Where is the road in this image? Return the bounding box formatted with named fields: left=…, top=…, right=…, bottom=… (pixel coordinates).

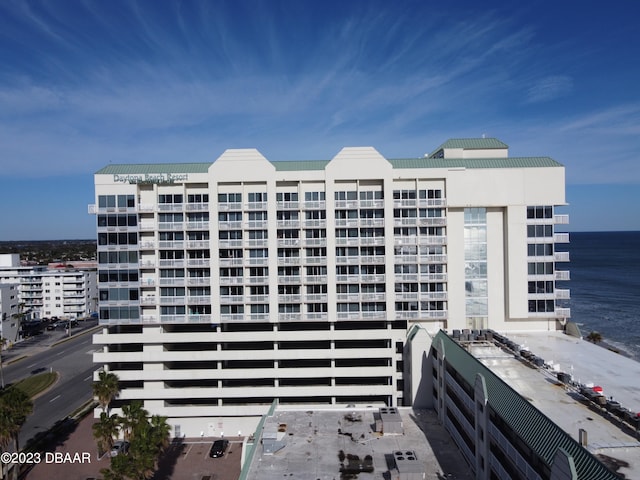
left=2, top=324, right=102, bottom=445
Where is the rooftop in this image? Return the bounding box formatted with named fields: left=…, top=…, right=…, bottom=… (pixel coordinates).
left=466, top=331, right=640, bottom=479
left=242, top=407, right=474, bottom=480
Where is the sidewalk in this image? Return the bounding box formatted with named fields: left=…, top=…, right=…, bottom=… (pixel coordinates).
left=3, top=321, right=100, bottom=365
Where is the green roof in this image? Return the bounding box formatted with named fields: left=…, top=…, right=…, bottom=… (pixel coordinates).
left=436, top=137, right=508, bottom=150
left=95, top=163, right=212, bottom=175
left=389, top=157, right=562, bottom=169
left=433, top=331, right=620, bottom=479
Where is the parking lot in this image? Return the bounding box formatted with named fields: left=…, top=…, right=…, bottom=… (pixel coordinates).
left=25, top=414, right=243, bottom=480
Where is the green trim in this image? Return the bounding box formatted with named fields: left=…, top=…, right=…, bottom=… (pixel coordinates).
left=238, top=399, right=279, bottom=480
left=95, top=163, right=211, bottom=174
left=434, top=331, right=620, bottom=479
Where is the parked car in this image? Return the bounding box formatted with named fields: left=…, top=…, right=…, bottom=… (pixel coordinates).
left=111, top=440, right=130, bottom=457
left=208, top=439, right=229, bottom=458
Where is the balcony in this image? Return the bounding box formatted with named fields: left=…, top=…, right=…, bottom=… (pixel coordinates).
left=186, top=258, right=210, bottom=268
left=276, top=201, right=299, bottom=210
left=159, top=259, right=185, bottom=268
left=555, top=270, right=570, bottom=281
left=555, top=307, right=571, bottom=318
left=159, top=241, right=184, bottom=249
left=554, top=232, right=570, bottom=243
left=554, top=251, right=570, bottom=262
left=220, top=313, right=245, bottom=322
left=247, top=294, right=269, bottom=303
left=361, top=292, right=385, bottom=302
left=185, top=202, right=209, bottom=212
left=277, top=257, right=300, bottom=266
left=186, top=240, right=210, bottom=249
left=419, top=254, right=447, bottom=264
left=359, top=199, right=384, bottom=209
left=335, top=219, right=359, bottom=227
left=334, top=200, right=358, bottom=209
left=302, top=238, right=327, bottom=247
left=158, top=203, right=184, bottom=212
left=554, top=289, right=571, bottom=300
left=395, top=292, right=418, bottom=301
left=278, top=312, right=301, bottom=321
left=337, top=293, right=360, bottom=302
left=218, top=202, right=242, bottom=211
left=360, top=255, right=385, bottom=265
left=418, top=217, right=447, bottom=226
left=245, top=239, right=268, bottom=248
left=359, top=218, right=384, bottom=228
left=218, top=221, right=243, bottom=230
left=246, top=257, right=269, bottom=267
left=420, top=291, right=448, bottom=301
left=303, top=256, right=326, bottom=265
left=304, top=294, right=328, bottom=303
left=278, top=275, right=301, bottom=284
left=186, top=221, right=209, bottom=230
left=418, top=198, right=446, bottom=208
left=219, top=239, right=243, bottom=248
left=360, top=237, right=385, bottom=246
left=336, top=274, right=360, bottom=283
left=302, top=219, right=326, bottom=228
left=246, top=220, right=268, bottom=229
left=418, top=236, right=447, bottom=246
left=186, top=277, right=210, bottom=286
left=336, top=256, right=360, bottom=265
left=246, top=201, right=267, bottom=210
left=277, top=239, right=300, bottom=247
left=220, top=276, right=245, bottom=285
left=360, top=274, right=385, bottom=283
left=393, top=199, right=417, bottom=207
left=276, top=220, right=300, bottom=228
left=187, top=296, right=211, bottom=305
left=220, top=295, right=244, bottom=304
left=395, top=255, right=417, bottom=264
left=278, top=294, right=301, bottom=303
left=394, top=218, right=418, bottom=227
left=305, top=275, right=327, bottom=284
left=159, top=296, right=185, bottom=305
left=158, top=222, right=184, bottom=231
left=247, top=276, right=269, bottom=284
left=302, top=201, right=326, bottom=210
left=219, top=258, right=244, bottom=267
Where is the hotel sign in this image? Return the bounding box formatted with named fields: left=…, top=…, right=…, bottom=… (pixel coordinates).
left=113, top=173, right=189, bottom=184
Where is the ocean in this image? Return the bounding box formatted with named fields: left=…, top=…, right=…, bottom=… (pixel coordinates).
left=559, top=231, right=640, bottom=360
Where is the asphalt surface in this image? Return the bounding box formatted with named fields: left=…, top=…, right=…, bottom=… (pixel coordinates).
left=1, top=321, right=102, bottom=445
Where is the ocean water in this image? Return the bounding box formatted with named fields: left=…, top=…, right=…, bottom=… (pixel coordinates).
left=559, top=231, right=640, bottom=360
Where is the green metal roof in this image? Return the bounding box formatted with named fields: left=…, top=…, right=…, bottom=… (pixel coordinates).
left=437, top=138, right=509, bottom=150
left=95, top=163, right=212, bottom=175
left=433, top=331, right=620, bottom=480
left=389, top=157, right=562, bottom=169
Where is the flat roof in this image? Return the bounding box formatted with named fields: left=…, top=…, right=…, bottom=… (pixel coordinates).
left=243, top=408, right=474, bottom=480
left=468, top=331, right=640, bottom=479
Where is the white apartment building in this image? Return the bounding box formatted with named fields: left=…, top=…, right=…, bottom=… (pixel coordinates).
left=0, top=254, right=98, bottom=323
left=0, top=282, right=20, bottom=343
left=91, top=138, right=569, bottom=436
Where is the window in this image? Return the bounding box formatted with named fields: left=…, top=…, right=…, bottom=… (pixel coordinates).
left=188, top=193, right=209, bottom=203
left=419, top=189, right=442, bottom=199
left=359, top=191, right=383, bottom=200
left=159, top=194, right=183, bottom=204
left=276, top=192, right=298, bottom=201
left=393, top=190, right=416, bottom=200
left=335, top=191, right=357, bottom=200
left=249, top=211, right=268, bottom=221
left=527, top=206, right=553, bottom=219
left=527, top=243, right=553, bottom=256
left=304, top=192, right=325, bottom=201
left=218, top=230, right=242, bottom=240
left=218, top=193, right=242, bottom=203
left=527, top=224, right=553, bottom=238
left=305, top=210, right=326, bottom=219
left=248, top=192, right=267, bottom=202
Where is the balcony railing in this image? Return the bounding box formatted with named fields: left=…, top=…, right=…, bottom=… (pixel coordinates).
left=554, top=251, right=570, bottom=262
left=555, top=270, right=570, bottom=281
left=554, top=232, right=570, bottom=243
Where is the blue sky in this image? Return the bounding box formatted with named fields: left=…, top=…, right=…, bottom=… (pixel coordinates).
left=0, top=0, right=638, bottom=240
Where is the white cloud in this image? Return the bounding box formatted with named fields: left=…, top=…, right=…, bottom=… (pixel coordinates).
left=525, top=75, right=573, bottom=103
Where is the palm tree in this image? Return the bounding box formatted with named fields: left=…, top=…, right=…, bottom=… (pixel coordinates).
left=120, top=401, right=148, bottom=442
left=10, top=303, right=28, bottom=343
left=92, top=412, right=120, bottom=457
left=0, top=387, right=33, bottom=480
left=92, top=370, right=120, bottom=414
left=586, top=331, right=603, bottom=344
left=150, top=415, right=171, bottom=452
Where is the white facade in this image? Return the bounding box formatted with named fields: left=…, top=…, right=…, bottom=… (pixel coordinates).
left=0, top=254, right=98, bottom=324
left=0, top=282, right=20, bottom=343
left=91, top=138, right=569, bottom=437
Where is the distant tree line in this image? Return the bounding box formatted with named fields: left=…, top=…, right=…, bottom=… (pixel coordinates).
left=0, top=240, right=96, bottom=265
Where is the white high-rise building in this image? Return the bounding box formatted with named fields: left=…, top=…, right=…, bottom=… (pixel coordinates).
left=91, top=138, right=569, bottom=436
left=0, top=254, right=98, bottom=326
